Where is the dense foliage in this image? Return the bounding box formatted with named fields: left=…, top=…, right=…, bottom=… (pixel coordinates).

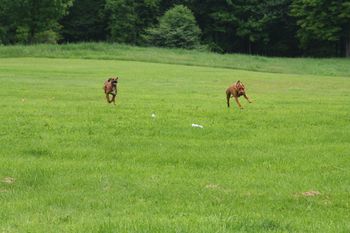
left=291, top=0, right=350, bottom=57
left=143, top=5, right=201, bottom=49
left=0, top=0, right=349, bottom=57
left=0, top=0, right=73, bottom=44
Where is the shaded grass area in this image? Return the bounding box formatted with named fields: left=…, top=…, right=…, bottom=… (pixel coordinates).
left=0, top=43, right=349, bottom=77
left=0, top=58, right=349, bottom=232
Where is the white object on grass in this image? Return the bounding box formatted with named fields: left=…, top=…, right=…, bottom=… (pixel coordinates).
left=192, top=124, right=203, bottom=128
left=151, top=113, right=156, bottom=118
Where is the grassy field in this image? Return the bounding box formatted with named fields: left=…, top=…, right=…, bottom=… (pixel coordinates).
left=0, top=46, right=350, bottom=232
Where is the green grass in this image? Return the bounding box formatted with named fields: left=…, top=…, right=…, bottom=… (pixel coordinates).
left=0, top=50, right=350, bottom=232
left=0, top=43, right=350, bottom=77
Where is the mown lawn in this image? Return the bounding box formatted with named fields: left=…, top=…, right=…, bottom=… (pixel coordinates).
left=0, top=56, right=349, bottom=232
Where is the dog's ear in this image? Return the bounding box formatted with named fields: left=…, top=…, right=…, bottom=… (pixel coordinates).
left=236, top=81, right=245, bottom=91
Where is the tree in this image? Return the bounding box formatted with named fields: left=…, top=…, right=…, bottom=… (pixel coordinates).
left=185, top=0, right=298, bottom=55
left=262, top=0, right=300, bottom=56
left=185, top=0, right=237, bottom=52
left=0, top=0, right=73, bottom=44
left=341, top=2, right=350, bottom=57
left=0, top=0, right=20, bottom=44
left=144, top=4, right=201, bottom=49
left=60, top=0, right=107, bottom=42
left=0, top=2, right=7, bottom=44
left=105, top=0, right=160, bottom=44
left=228, top=0, right=297, bottom=55
left=291, top=0, right=350, bottom=56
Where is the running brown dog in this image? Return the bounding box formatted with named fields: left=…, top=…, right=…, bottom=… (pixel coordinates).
left=103, top=77, right=118, bottom=104
left=226, top=80, right=252, bottom=109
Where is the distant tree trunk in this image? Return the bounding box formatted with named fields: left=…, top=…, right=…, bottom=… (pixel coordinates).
left=248, top=40, right=252, bottom=54
left=29, top=0, right=38, bottom=44
left=346, top=35, right=350, bottom=57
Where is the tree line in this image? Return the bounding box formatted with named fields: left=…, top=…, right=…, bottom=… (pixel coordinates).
left=0, top=0, right=349, bottom=57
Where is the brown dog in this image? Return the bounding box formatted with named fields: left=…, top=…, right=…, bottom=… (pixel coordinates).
left=226, top=80, right=252, bottom=109
left=103, top=77, right=118, bottom=104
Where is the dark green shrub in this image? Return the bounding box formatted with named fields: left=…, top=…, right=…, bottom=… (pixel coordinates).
left=33, top=30, right=60, bottom=44
left=144, top=5, right=201, bottom=49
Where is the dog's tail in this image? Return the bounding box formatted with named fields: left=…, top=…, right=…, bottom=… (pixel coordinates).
left=226, top=91, right=230, bottom=107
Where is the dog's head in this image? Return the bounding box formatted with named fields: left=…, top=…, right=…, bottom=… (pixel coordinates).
left=108, top=77, right=118, bottom=86
left=236, top=80, right=245, bottom=94
left=112, top=77, right=118, bottom=84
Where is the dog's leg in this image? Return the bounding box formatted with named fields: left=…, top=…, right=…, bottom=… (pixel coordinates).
left=234, top=97, right=243, bottom=109
left=106, top=93, right=111, bottom=103
left=243, top=94, right=252, bottom=103
left=226, top=92, right=231, bottom=107
left=111, top=94, right=116, bottom=105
